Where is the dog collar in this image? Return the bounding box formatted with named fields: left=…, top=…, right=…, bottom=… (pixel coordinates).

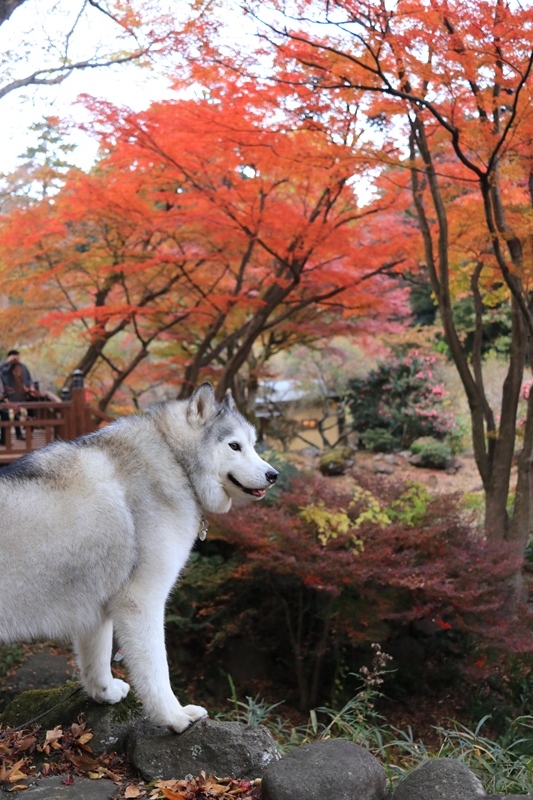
left=198, top=515, right=208, bottom=541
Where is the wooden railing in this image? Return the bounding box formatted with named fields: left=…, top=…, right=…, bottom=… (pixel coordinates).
left=0, top=370, right=114, bottom=465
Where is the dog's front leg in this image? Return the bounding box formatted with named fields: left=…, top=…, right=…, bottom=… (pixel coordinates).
left=109, top=589, right=207, bottom=733
left=74, top=617, right=130, bottom=705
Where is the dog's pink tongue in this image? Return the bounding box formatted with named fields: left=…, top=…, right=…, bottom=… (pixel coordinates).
left=251, top=488, right=266, bottom=498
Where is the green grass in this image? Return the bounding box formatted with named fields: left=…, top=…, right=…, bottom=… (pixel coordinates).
left=0, top=644, right=25, bottom=679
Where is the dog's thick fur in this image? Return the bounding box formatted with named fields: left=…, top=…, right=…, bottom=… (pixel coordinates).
left=0, top=383, right=278, bottom=732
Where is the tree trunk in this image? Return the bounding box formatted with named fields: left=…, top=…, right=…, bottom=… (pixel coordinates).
left=408, top=115, right=533, bottom=557
left=0, top=0, right=25, bottom=26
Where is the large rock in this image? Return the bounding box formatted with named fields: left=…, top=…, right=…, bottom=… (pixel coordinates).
left=0, top=775, right=120, bottom=799
left=128, top=717, right=280, bottom=781
left=318, top=448, right=354, bottom=476
left=0, top=686, right=280, bottom=781
left=0, top=684, right=143, bottom=754
left=261, top=739, right=386, bottom=800
left=0, top=653, right=74, bottom=712
left=391, top=757, right=485, bottom=800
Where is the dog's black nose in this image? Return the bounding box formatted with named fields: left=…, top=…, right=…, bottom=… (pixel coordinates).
left=266, top=470, right=279, bottom=484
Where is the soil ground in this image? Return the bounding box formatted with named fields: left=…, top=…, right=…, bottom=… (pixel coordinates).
left=332, top=448, right=484, bottom=495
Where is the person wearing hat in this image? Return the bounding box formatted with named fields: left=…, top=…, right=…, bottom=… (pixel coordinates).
left=0, top=350, right=37, bottom=440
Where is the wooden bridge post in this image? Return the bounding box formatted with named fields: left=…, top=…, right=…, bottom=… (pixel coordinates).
left=71, top=369, right=86, bottom=439
left=60, top=386, right=71, bottom=440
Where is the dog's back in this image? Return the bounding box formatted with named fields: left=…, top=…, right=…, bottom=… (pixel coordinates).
left=0, top=437, right=138, bottom=642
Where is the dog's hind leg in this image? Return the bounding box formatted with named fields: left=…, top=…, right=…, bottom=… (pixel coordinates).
left=109, top=590, right=207, bottom=733
left=74, top=617, right=131, bottom=705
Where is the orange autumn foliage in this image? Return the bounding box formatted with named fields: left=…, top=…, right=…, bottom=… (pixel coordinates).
left=0, top=88, right=411, bottom=408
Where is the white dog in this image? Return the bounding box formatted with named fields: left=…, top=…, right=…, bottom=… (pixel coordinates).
left=0, top=383, right=278, bottom=732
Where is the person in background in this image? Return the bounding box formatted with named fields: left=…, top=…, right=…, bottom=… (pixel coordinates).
left=0, top=349, right=37, bottom=440
left=0, top=373, right=8, bottom=446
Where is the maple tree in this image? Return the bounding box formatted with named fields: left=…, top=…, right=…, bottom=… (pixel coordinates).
left=198, top=0, right=533, bottom=560
left=0, top=87, right=410, bottom=409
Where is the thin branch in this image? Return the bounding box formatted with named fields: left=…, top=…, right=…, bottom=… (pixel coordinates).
left=0, top=50, right=148, bottom=101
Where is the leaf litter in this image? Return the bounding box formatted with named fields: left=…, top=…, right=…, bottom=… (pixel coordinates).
left=0, top=720, right=261, bottom=798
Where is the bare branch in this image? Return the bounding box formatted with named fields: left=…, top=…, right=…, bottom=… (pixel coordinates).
left=0, top=49, right=149, bottom=101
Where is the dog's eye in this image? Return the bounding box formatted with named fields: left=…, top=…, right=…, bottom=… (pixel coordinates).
left=228, top=442, right=241, bottom=451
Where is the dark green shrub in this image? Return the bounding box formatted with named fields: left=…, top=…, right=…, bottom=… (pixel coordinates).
left=359, top=428, right=397, bottom=453
left=410, top=436, right=452, bottom=468
left=347, top=351, right=457, bottom=450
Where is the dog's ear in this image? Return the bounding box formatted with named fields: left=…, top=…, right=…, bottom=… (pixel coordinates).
left=221, top=389, right=235, bottom=412
left=187, top=382, right=217, bottom=425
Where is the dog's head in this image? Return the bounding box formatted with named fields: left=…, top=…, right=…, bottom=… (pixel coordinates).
left=187, top=382, right=278, bottom=504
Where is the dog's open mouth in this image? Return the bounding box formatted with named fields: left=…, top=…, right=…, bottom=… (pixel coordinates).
left=227, top=473, right=267, bottom=499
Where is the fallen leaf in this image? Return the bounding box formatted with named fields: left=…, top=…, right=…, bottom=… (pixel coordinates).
left=159, top=790, right=188, bottom=800
left=124, top=786, right=143, bottom=798
left=66, top=752, right=101, bottom=772
left=204, top=778, right=235, bottom=795
left=0, top=758, right=27, bottom=783
left=44, top=728, right=63, bottom=745
left=14, top=736, right=36, bottom=754
left=8, top=768, right=28, bottom=783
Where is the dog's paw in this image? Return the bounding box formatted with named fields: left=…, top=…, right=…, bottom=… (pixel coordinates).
left=163, top=705, right=208, bottom=734
left=91, top=678, right=131, bottom=705
left=183, top=704, right=208, bottom=722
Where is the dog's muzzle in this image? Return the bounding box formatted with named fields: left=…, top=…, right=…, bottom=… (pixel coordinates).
left=227, top=468, right=279, bottom=498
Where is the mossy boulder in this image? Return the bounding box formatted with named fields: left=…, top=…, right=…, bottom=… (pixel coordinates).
left=0, top=652, right=74, bottom=713
left=0, top=683, right=143, bottom=753
left=319, top=447, right=354, bottom=476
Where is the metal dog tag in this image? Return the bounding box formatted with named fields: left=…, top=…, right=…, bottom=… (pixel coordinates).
left=198, top=516, right=208, bottom=541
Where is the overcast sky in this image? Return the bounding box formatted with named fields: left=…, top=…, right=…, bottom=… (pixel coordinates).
left=0, top=0, right=182, bottom=175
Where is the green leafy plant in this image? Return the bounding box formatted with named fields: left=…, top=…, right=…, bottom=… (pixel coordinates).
left=380, top=716, right=533, bottom=793
left=359, top=428, right=398, bottom=453
left=222, top=674, right=288, bottom=729
left=0, top=644, right=25, bottom=679
left=410, top=437, right=452, bottom=469
left=388, top=482, right=431, bottom=526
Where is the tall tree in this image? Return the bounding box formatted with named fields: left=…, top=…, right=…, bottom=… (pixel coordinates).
left=215, top=0, right=533, bottom=558
left=0, top=116, right=79, bottom=211
left=95, top=91, right=412, bottom=402
left=0, top=90, right=410, bottom=408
